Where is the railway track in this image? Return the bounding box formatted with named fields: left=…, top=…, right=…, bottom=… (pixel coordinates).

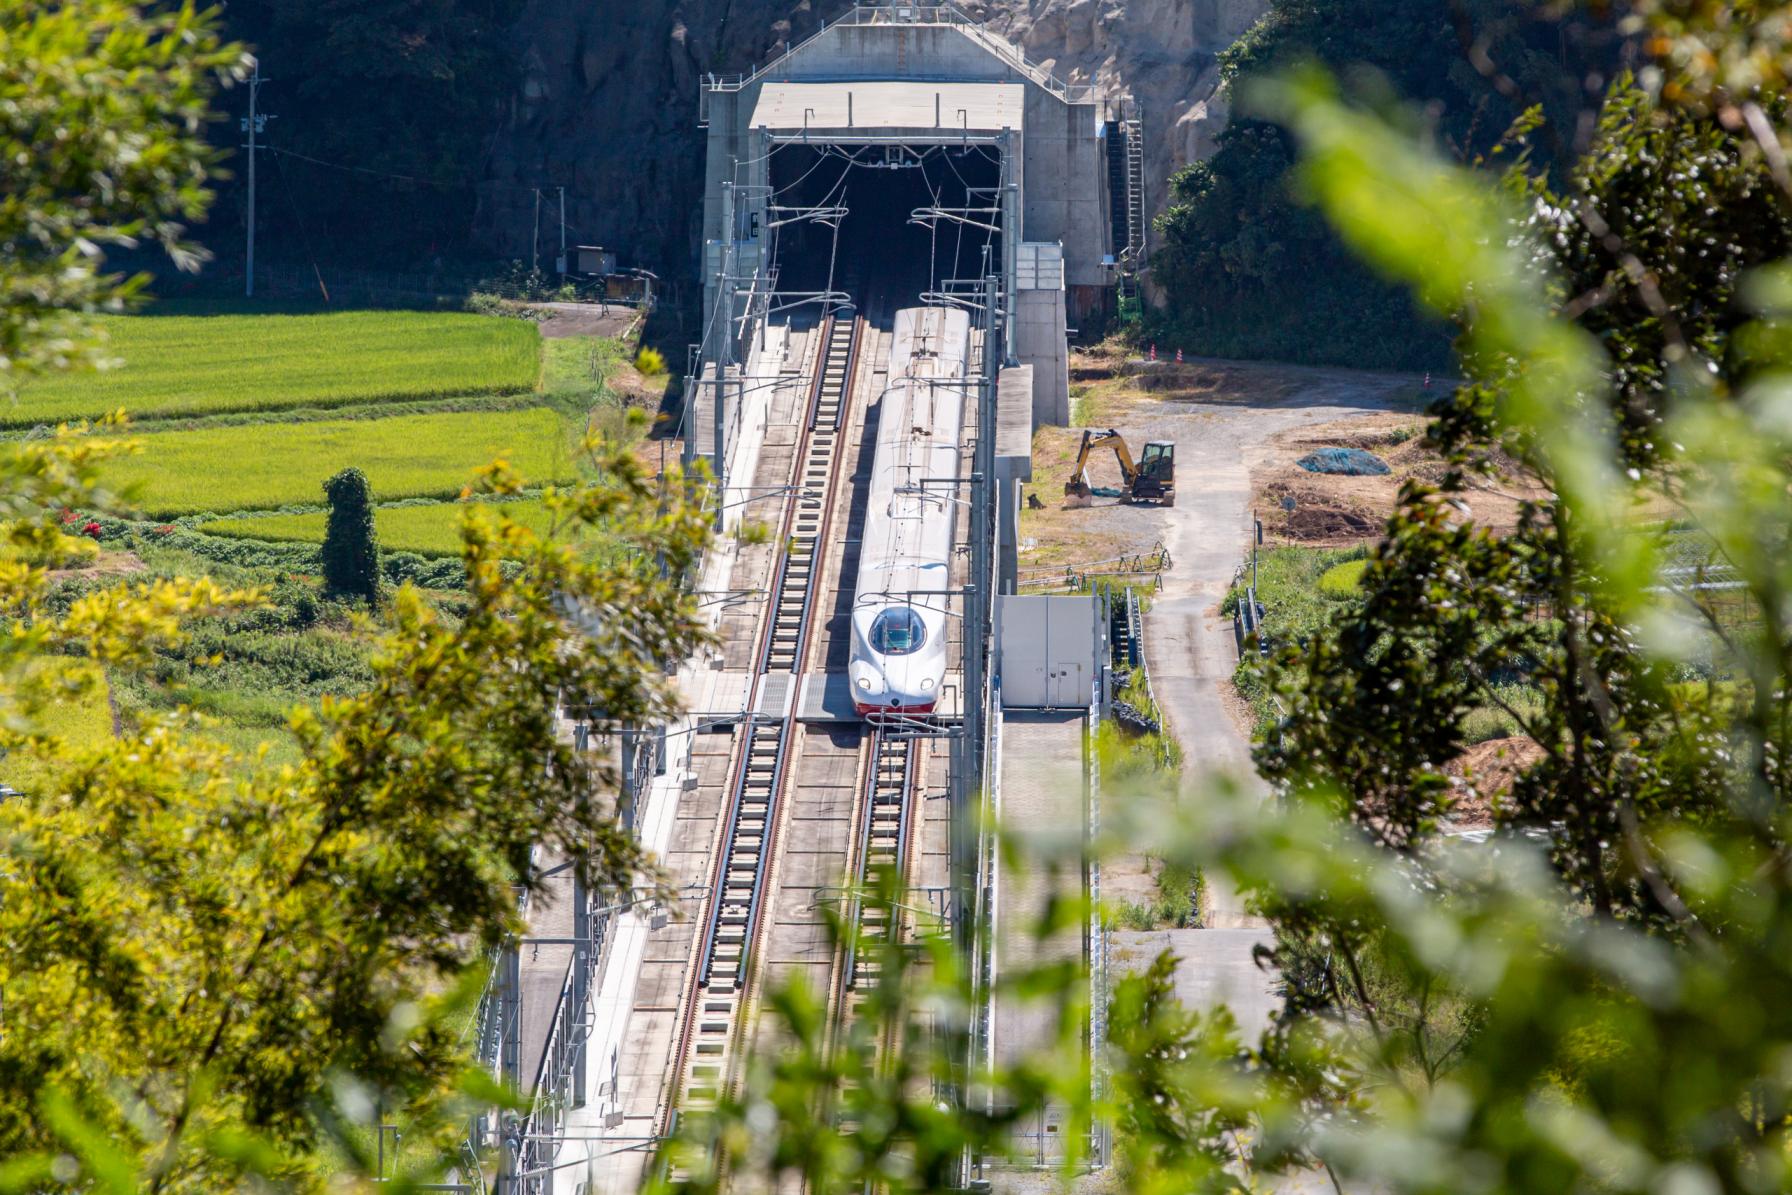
left=667, top=311, right=864, bottom=1122
left=842, top=729, right=919, bottom=995
left=821, top=725, right=924, bottom=1126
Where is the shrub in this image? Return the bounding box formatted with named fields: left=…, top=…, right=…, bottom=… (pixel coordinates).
left=1318, top=558, right=1368, bottom=597
left=635, top=346, right=667, bottom=377
left=734, top=518, right=775, bottom=546
left=321, top=468, right=380, bottom=602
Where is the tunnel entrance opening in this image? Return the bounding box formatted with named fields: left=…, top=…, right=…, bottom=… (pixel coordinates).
left=767, top=143, right=1003, bottom=312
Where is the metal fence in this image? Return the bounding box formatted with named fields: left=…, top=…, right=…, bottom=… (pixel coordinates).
left=445, top=717, right=665, bottom=1195
left=1017, top=544, right=1171, bottom=594
left=251, top=262, right=492, bottom=307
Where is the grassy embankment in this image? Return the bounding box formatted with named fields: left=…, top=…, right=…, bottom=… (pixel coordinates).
left=1225, top=543, right=1547, bottom=741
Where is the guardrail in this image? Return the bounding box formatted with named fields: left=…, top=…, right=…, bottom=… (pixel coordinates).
left=1231, top=568, right=1267, bottom=660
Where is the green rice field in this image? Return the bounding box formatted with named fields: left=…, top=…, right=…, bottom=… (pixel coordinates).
left=111, top=407, right=574, bottom=517
left=201, top=499, right=565, bottom=557
left=7, top=310, right=540, bottom=425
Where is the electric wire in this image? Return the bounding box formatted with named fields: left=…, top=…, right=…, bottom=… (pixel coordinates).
left=268, top=148, right=332, bottom=303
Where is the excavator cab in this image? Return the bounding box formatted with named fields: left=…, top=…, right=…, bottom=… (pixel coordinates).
left=1133, top=440, right=1176, bottom=505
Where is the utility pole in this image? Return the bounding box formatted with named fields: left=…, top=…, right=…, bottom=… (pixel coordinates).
left=715, top=179, right=737, bottom=525
left=531, top=188, right=542, bottom=278
left=242, top=59, right=269, bottom=298
left=558, top=185, right=567, bottom=273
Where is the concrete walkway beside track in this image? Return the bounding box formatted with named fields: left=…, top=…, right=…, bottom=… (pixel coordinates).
left=993, top=709, right=1088, bottom=1171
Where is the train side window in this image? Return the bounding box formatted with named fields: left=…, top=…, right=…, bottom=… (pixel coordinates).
left=869, top=607, right=926, bottom=656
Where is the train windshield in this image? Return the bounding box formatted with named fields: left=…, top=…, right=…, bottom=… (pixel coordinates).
left=869, top=607, right=927, bottom=656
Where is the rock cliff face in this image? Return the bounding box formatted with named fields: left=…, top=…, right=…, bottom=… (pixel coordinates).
left=476, top=0, right=1267, bottom=286
left=962, top=0, right=1269, bottom=252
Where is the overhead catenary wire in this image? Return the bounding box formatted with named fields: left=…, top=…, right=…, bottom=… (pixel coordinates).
left=266, top=145, right=563, bottom=197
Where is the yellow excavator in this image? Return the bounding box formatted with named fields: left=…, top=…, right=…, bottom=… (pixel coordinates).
left=1064, top=428, right=1176, bottom=508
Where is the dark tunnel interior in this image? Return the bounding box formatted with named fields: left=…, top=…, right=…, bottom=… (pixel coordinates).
left=765, top=143, right=1003, bottom=313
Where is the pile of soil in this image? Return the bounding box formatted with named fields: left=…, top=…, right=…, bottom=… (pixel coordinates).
left=1260, top=479, right=1384, bottom=540
left=1444, top=736, right=1545, bottom=829
left=1253, top=413, right=1537, bottom=545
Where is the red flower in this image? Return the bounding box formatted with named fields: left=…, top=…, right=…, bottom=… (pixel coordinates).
left=152, top=524, right=175, bottom=536
left=81, top=521, right=102, bottom=539
left=59, top=509, right=80, bottom=525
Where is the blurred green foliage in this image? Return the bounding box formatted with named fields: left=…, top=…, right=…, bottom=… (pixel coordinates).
left=0, top=1, right=247, bottom=383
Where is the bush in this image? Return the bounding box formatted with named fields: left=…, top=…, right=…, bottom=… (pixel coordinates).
left=1318, top=558, right=1368, bottom=597
left=635, top=346, right=667, bottom=377
left=321, top=468, right=380, bottom=602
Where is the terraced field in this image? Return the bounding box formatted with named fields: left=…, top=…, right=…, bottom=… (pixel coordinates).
left=112, top=407, right=574, bottom=517
left=9, top=310, right=540, bottom=425
left=201, top=498, right=565, bottom=557
left=49, top=300, right=640, bottom=771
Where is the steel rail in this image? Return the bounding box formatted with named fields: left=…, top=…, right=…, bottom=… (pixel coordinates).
left=663, top=312, right=866, bottom=1134
left=841, top=729, right=918, bottom=991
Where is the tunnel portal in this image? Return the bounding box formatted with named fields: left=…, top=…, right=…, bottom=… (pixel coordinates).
left=768, top=143, right=1004, bottom=311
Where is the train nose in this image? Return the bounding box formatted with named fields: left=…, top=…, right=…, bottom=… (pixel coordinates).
left=850, top=661, right=893, bottom=706
left=852, top=659, right=938, bottom=710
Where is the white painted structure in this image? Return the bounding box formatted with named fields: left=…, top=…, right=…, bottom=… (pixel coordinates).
left=996, top=594, right=1099, bottom=709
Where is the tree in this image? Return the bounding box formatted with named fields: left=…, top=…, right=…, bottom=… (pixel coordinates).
left=1150, top=0, right=1621, bottom=369
left=1256, top=82, right=1792, bottom=915
left=1, top=432, right=711, bottom=1190
left=321, top=466, right=381, bottom=601
left=0, top=5, right=714, bottom=1188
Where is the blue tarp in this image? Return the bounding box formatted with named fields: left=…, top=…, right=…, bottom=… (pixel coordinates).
left=1298, top=447, right=1390, bottom=476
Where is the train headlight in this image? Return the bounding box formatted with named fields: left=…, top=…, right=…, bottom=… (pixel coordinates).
left=919, top=677, right=936, bottom=692
left=856, top=677, right=871, bottom=691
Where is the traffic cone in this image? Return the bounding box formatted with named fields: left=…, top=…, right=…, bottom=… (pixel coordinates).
left=1175, top=348, right=1184, bottom=363
left=1149, top=343, right=1157, bottom=361
left=1424, top=371, right=1432, bottom=389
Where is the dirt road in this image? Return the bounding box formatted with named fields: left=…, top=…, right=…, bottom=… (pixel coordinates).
left=1055, top=354, right=1424, bottom=1038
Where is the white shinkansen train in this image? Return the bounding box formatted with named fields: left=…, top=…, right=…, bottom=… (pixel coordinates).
left=849, top=306, right=972, bottom=718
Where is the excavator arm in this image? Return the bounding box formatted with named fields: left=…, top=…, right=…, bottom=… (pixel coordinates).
left=1062, top=428, right=1174, bottom=507
left=1067, top=428, right=1138, bottom=490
